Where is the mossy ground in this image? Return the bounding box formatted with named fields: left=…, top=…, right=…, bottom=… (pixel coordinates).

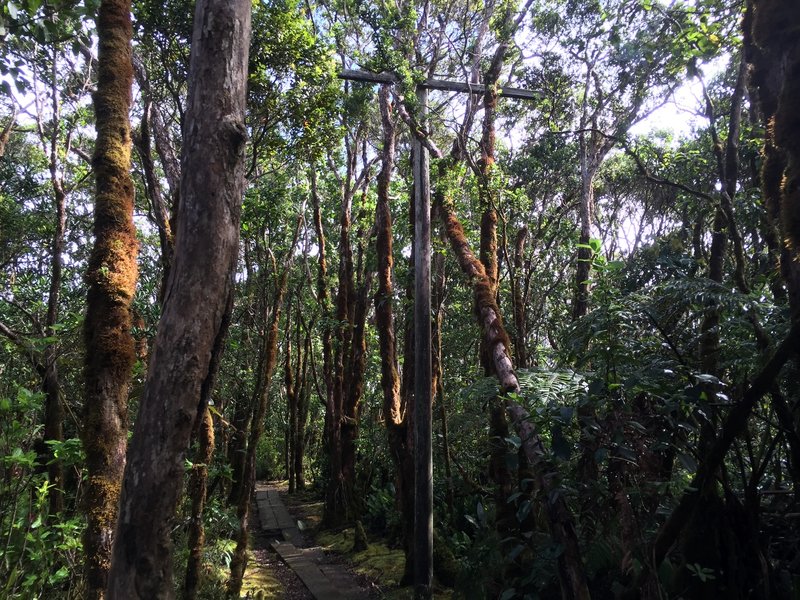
left=240, top=556, right=282, bottom=598
left=207, top=542, right=282, bottom=598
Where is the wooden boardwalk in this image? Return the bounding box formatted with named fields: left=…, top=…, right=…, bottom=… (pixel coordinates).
left=255, top=483, right=370, bottom=600
left=255, top=486, right=302, bottom=545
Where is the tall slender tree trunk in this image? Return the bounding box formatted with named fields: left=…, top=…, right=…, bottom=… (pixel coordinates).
left=229, top=256, right=293, bottom=596
left=82, top=1, right=139, bottom=596
left=478, top=83, right=499, bottom=299
left=34, top=46, right=69, bottom=518
left=341, top=232, right=373, bottom=503
left=374, top=86, right=414, bottom=582
left=43, top=177, right=66, bottom=517
left=107, top=1, right=251, bottom=596
left=572, top=138, right=598, bottom=322
left=134, top=99, right=173, bottom=296
left=184, top=407, right=215, bottom=600
left=511, top=226, right=528, bottom=368
left=310, top=167, right=335, bottom=493
left=283, top=318, right=299, bottom=494
left=325, top=192, right=353, bottom=525
left=432, top=250, right=454, bottom=519
left=398, top=189, right=417, bottom=586
left=294, top=315, right=310, bottom=490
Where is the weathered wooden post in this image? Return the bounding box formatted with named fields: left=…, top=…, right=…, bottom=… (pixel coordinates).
left=337, top=69, right=539, bottom=599
left=411, top=85, right=433, bottom=599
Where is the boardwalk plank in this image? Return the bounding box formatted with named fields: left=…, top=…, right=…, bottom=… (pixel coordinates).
left=272, top=541, right=347, bottom=600
left=256, top=482, right=371, bottom=600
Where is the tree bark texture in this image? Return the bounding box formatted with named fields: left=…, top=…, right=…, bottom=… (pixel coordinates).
left=184, top=290, right=232, bottom=599
left=82, top=1, right=138, bottom=596
left=412, top=86, right=433, bottom=600
left=750, top=1, right=800, bottom=256
left=107, top=1, right=251, bottom=596
left=478, top=69, right=500, bottom=297
left=572, top=136, right=599, bottom=322
left=396, top=144, right=420, bottom=586
left=342, top=267, right=373, bottom=495
left=183, top=407, right=215, bottom=600
left=432, top=250, right=455, bottom=518
left=325, top=187, right=354, bottom=523
left=0, top=108, right=15, bottom=157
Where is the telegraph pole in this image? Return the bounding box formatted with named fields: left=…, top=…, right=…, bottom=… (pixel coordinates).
left=411, top=85, right=433, bottom=600
left=338, top=68, right=539, bottom=599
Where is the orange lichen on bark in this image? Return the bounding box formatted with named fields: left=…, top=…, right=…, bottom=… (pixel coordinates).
left=436, top=174, right=515, bottom=392
left=82, top=1, right=138, bottom=598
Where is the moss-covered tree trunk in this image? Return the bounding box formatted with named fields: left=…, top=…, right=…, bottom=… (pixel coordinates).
left=106, top=1, right=251, bottom=595
left=82, top=1, right=139, bottom=597
left=436, top=171, right=591, bottom=600
left=746, top=3, right=800, bottom=311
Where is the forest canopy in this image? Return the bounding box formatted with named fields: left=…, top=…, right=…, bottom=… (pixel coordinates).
left=1, top=0, right=799, bottom=598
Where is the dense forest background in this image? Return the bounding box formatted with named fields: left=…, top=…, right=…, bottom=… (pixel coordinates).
left=1, top=0, right=799, bottom=598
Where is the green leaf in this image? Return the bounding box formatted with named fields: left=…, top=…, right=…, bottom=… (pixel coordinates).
left=516, top=500, right=532, bottom=523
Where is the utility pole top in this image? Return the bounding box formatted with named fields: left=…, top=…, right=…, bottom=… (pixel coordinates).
left=338, top=69, right=542, bottom=101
